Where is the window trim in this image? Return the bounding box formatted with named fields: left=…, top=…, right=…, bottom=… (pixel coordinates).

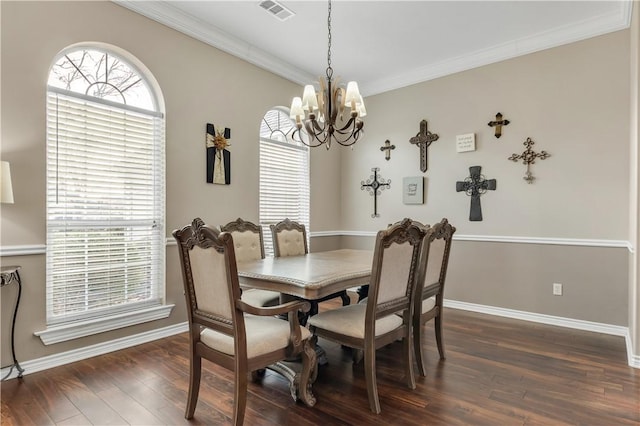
left=34, top=304, right=174, bottom=345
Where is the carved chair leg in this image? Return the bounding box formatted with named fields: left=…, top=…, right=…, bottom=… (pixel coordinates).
left=414, top=318, right=427, bottom=377
left=404, top=329, right=416, bottom=390
left=233, top=365, right=248, bottom=426
left=435, top=314, right=446, bottom=360
left=364, top=344, right=381, bottom=414
left=298, top=339, right=317, bottom=407
left=185, top=355, right=201, bottom=419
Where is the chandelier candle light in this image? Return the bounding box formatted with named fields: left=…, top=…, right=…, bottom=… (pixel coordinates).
left=289, top=0, right=366, bottom=149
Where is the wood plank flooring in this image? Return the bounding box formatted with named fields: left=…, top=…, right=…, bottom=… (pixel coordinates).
left=2, top=304, right=638, bottom=425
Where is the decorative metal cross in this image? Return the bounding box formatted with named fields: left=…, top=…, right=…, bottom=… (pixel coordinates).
left=508, top=137, right=550, bottom=184
left=380, top=139, right=396, bottom=161
left=361, top=167, right=390, bottom=218
left=456, top=166, right=497, bottom=221
left=409, top=119, right=439, bottom=172
left=488, top=112, right=510, bottom=138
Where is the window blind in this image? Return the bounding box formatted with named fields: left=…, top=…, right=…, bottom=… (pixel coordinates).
left=46, top=89, right=165, bottom=325
left=259, top=136, right=310, bottom=256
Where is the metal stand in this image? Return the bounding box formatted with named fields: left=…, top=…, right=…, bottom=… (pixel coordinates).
left=1, top=265, right=24, bottom=380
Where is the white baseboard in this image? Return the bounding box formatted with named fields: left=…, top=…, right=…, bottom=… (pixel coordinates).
left=0, top=322, right=188, bottom=380
left=2, top=300, right=638, bottom=381
left=444, top=299, right=637, bottom=368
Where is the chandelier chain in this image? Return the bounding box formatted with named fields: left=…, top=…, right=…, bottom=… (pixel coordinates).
left=289, top=0, right=364, bottom=149
left=327, top=0, right=332, bottom=77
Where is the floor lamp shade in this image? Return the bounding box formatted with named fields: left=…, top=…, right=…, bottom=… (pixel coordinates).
left=1, top=161, right=14, bottom=204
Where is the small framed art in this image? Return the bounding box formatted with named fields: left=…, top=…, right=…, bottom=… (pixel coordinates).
left=403, top=176, right=424, bottom=204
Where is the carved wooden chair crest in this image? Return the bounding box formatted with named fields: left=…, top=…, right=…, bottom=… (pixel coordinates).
left=173, top=218, right=317, bottom=424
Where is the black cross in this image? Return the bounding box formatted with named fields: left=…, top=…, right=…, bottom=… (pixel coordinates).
left=361, top=167, right=390, bottom=218
left=456, top=166, right=497, bottom=221
left=380, top=139, right=396, bottom=161
left=409, top=120, right=439, bottom=172
left=508, top=137, right=550, bottom=184
left=488, top=112, right=510, bottom=138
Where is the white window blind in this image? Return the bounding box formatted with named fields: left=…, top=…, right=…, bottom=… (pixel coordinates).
left=259, top=109, right=309, bottom=256
left=46, top=88, right=165, bottom=325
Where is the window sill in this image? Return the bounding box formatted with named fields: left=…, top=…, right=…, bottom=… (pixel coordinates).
left=34, top=304, right=175, bottom=345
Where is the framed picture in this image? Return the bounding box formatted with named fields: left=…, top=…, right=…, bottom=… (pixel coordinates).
left=403, top=176, right=424, bottom=204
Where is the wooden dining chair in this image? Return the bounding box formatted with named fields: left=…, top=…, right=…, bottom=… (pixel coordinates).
left=308, top=218, right=431, bottom=414
left=412, top=218, right=456, bottom=377
left=270, top=218, right=351, bottom=316
left=173, top=218, right=317, bottom=425
left=221, top=217, right=280, bottom=307
left=269, top=218, right=309, bottom=258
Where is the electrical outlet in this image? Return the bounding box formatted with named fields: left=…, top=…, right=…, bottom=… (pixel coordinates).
left=553, top=283, right=563, bottom=296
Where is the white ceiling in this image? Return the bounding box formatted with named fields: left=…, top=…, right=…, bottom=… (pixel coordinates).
left=114, top=1, right=632, bottom=96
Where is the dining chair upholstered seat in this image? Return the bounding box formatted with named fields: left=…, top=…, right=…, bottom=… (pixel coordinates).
left=221, top=218, right=280, bottom=308
left=200, top=315, right=312, bottom=358
left=308, top=218, right=431, bottom=414
left=173, top=218, right=317, bottom=425
left=270, top=218, right=351, bottom=318
left=306, top=303, right=403, bottom=339
left=412, top=218, right=456, bottom=377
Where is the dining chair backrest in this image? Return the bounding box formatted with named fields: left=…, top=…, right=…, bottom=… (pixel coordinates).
left=367, top=218, right=430, bottom=324
left=174, top=218, right=243, bottom=336
left=418, top=218, right=456, bottom=304
left=220, top=218, right=265, bottom=262
left=270, top=218, right=308, bottom=257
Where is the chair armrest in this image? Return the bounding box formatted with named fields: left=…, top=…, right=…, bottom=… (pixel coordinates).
left=236, top=298, right=311, bottom=354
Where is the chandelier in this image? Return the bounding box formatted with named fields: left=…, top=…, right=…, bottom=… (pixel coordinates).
left=289, top=0, right=366, bottom=149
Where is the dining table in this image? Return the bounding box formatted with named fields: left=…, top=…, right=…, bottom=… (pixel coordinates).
left=235, top=248, right=373, bottom=404
left=236, top=248, right=373, bottom=300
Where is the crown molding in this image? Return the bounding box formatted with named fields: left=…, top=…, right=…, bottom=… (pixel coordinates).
left=365, top=1, right=632, bottom=95
left=112, top=1, right=632, bottom=97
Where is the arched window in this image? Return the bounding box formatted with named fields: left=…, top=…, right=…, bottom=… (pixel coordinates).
left=42, top=46, right=168, bottom=343
left=259, top=108, right=310, bottom=256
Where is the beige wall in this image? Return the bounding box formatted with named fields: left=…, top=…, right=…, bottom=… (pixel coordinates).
left=0, top=0, right=339, bottom=364
left=340, top=30, right=631, bottom=326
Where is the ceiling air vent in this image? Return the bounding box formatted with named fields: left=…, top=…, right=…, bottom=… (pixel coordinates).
left=258, top=0, right=295, bottom=22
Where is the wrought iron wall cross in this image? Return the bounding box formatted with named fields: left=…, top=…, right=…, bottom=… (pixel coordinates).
left=508, top=137, right=550, bottom=183
left=409, top=119, right=439, bottom=172
left=361, top=167, right=390, bottom=218
left=456, top=165, right=497, bottom=221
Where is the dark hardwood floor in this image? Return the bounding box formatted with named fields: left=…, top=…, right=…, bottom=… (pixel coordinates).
left=2, top=300, right=639, bottom=425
